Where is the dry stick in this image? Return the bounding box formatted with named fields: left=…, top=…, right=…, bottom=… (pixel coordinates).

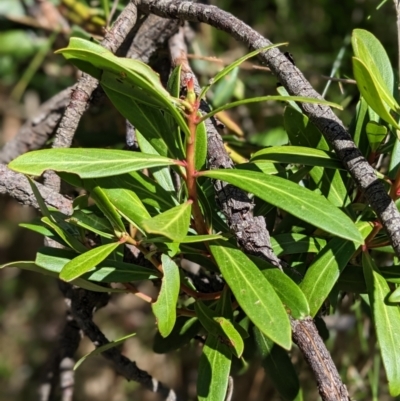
left=134, top=0, right=400, bottom=263
left=170, top=26, right=281, bottom=268
left=43, top=2, right=139, bottom=191
left=0, top=163, right=72, bottom=215
left=0, top=86, right=73, bottom=164
left=167, top=22, right=350, bottom=401
left=59, top=284, right=182, bottom=401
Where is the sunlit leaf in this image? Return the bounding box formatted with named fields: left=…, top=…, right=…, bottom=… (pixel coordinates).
left=210, top=242, right=291, bottom=349
left=8, top=148, right=178, bottom=178
left=60, top=242, right=120, bottom=282
left=200, top=169, right=363, bottom=244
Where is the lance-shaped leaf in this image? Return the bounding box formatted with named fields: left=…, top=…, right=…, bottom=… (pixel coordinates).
left=67, top=210, right=115, bottom=239
left=200, top=169, right=363, bottom=244
left=88, top=185, right=126, bottom=234
left=363, top=252, right=400, bottom=396
left=198, top=95, right=342, bottom=123
left=199, top=43, right=286, bottom=99
left=35, top=247, right=159, bottom=282
left=195, top=301, right=244, bottom=358
left=251, top=146, right=343, bottom=169
left=74, top=332, right=136, bottom=370
left=249, top=256, right=310, bottom=319
left=41, top=216, right=87, bottom=253
left=270, top=234, right=326, bottom=256
left=210, top=242, right=291, bottom=349
left=254, top=327, right=300, bottom=401
left=143, top=201, right=192, bottom=242
left=195, top=118, right=208, bottom=170
left=8, top=148, right=178, bottom=178
left=197, top=335, right=232, bottom=401
left=301, top=222, right=372, bottom=317
left=352, top=57, right=400, bottom=130
left=60, top=241, right=120, bottom=282
left=152, top=254, right=180, bottom=337
left=0, top=261, right=126, bottom=293
left=366, top=121, right=387, bottom=152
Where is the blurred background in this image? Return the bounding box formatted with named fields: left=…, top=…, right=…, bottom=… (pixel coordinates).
left=0, top=0, right=399, bottom=400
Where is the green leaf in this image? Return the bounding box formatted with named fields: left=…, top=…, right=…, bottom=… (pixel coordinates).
left=352, top=57, right=400, bottom=130
left=250, top=146, right=342, bottom=169
left=270, top=234, right=326, bottom=256
left=41, top=216, right=87, bottom=253
left=366, top=121, right=387, bottom=152
left=198, top=96, right=342, bottom=123
left=301, top=222, right=372, bottom=317
left=152, top=254, right=180, bottom=337
left=352, top=29, right=395, bottom=105
left=284, top=107, right=329, bottom=150
left=363, top=252, right=400, bottom=396
left=74, top=332, right=136, bottom=370
left=68, top=210, right=115, bottom=239
left=250, top=256, right=310, bottom=319
left=167, top=65, right=182, bottom=97
left=143, top=201, right=192, bottom=242
left=254, top=327, right=300, bottom=401
left=153, top=317, right=201, bottom=353
left=142, top=234, right=226, bottom=244
left=96, top=186, right=151, bottom=232
left=195, top=119, right=208, bottom=170
left=197, top=335, right=232, bottom=401
left=1, top=260, right=126, bottom=293
left=27, top=177, right=51, bottom=218
left=35, top=247, right=159, bottom=282
left=195, top=302, right=244, bottom=358
left=88, top=185, right=126, bottom=234
left=210, top=242, right=291, bottom=349
left=8, top=148, right=178, bottom=178
left=200, top=169, right=363, bottom=244
left=135, top=130, right=175, bottom=193
left=60, top=242, right=120, bottom=282
left=103, top=86, right=184, bottom=159
left=309, top=166, right=349, bottom=208
left=212, top=67, right=239, bottom=107
left=200, top=43, right=286, bottom=99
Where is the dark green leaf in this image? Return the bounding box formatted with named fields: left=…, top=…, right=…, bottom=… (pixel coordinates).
left=67, top=210, right=115, bottom=239
left=254, top=327, right=300, bottom=401
left=363, top=252, right=400, bottom=396
left=366, top=121, right=387, bottom=152
left=270, top=234, right=326, bottom=256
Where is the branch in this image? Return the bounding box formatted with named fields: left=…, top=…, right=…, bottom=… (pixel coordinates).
left=60, top=284, right=183, bottom=401
left=168, top=24, right=350, bottom=401
left=134, top=0, right=400, bottom=260
left=0, top=86, right=73, bottom=164
left=0, top=163, right=72, bottom=215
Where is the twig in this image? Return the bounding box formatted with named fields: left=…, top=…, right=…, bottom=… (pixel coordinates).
left=61, top=284, right=183, bottom=401
left=135, top=0, right=400, bottom=274
left=0, top=163, right=72, bottom=215
left=321, top=75, right=356, bottom=85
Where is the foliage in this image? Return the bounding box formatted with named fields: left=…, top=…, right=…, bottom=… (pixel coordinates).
left=3, top=2, right=400, bottom=400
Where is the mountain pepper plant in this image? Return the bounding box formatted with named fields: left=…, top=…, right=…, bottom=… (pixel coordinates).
left=3, top=1, right=400, bottom=400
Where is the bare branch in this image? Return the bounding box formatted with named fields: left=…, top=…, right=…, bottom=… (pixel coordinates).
left=0, top=163, right=72, bottom=215
left=135, top=0, right=400, bottom=260
left=60, top=284, right=183, bottom=401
